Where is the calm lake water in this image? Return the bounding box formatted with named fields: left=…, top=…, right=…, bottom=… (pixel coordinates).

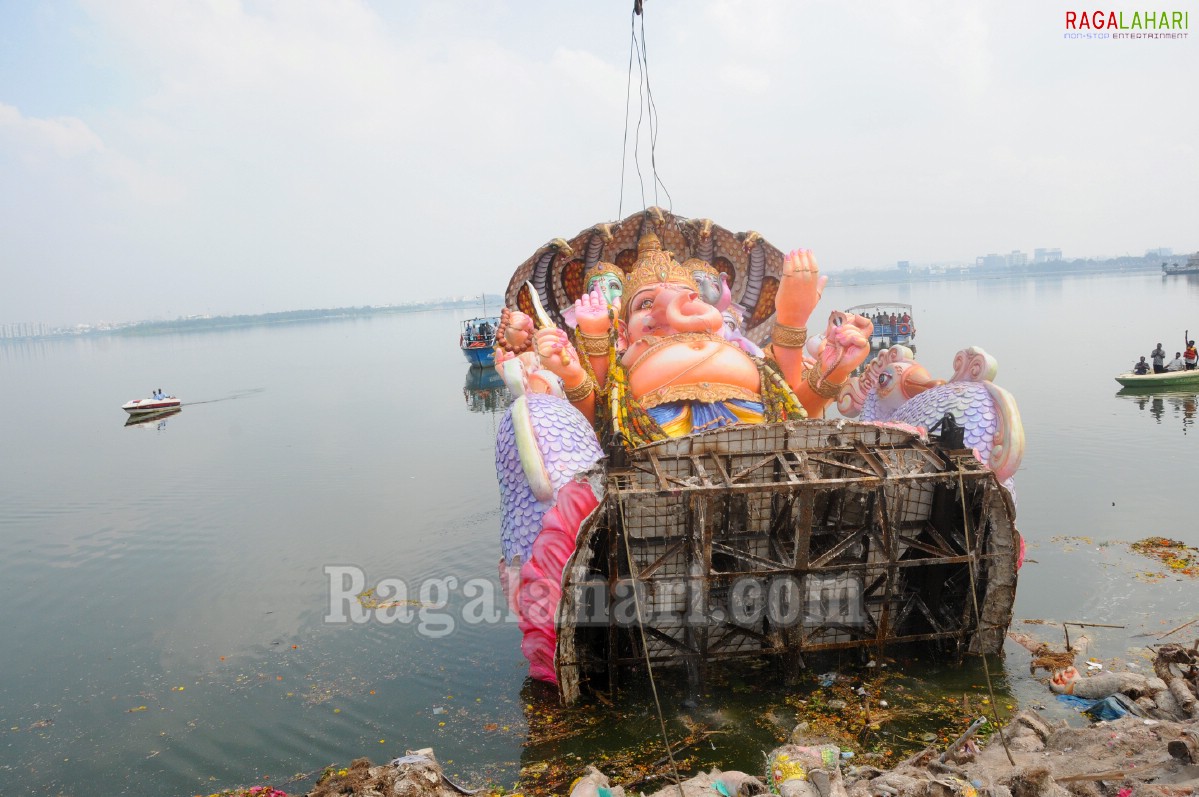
left=2, top=270, right=1197, bottom=796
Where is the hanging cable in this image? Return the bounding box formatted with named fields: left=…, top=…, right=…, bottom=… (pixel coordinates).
left=617, top=14, right=635, bottom=220
left=618, top=0, right=672, bottom=219
left=632, top=19, right=647, bottom=211
left=638, top=10, right=672, bottom=212
left=617, top=493, right=685, bottom=797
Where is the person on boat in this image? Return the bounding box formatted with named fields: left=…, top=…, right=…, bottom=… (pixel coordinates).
left=1185, top=341, right=1198, bottom=371
left=479, top=321, right=493, bottom=339
left=1166, top=352, right=1186, bottom=372
left=1151, top=343, right=1167, bottom=374
left=465, top=322, right=476, bottom=341
left=1133, top=357, right=1151, bottom=376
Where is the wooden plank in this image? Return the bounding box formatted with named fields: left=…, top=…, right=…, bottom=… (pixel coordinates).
left=648, top=452, right=687, bottom=491
left=774, top=452, right=801, bottom=484
left=617, top=555, right=986, bottom=582
left=807, top=454, right=878, bottom=478
left=728, top=454, right=777, bottom=484
left=608, top=468, right=980, bottom=497
left=911, top=438, right=950, bottom=471
left=874, top=489, right=898, bottom=644
left=808, top=525, right=870, bottom=568
left=635, top=538, right=688, bottom=580
left=606, top=502, right=621, bottom=693
left=793, top=451, right=820, bottom=481
left=608, top=629, right=969, bottom=665
left=708, top=452, right=733, bottom=487
left=896, top=533, right=958, bottom=559
left=794, top=486, right=814, bottom=569
left=710, top=540, right=791, bottom=571
left=853, top=440, right=888, bottom=478
left=687, top=454, right=714, bottom=487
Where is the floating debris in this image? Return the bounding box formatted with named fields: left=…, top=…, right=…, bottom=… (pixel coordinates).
left=1130, top=537, right=1199, bottom=578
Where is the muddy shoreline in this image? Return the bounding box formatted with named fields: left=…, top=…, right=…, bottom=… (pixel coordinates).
left=211, top=640, right=1199, bottom=797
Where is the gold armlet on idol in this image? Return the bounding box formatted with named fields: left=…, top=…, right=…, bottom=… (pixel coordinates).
left=563, top=374, right=597, bottom=402
left=772, top=323, right=808, bottom=349
left=577, top=331, right=611, bottom=357
left=805, top=365, right=845, bottom=400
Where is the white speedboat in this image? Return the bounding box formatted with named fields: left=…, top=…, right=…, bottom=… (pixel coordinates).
left=122, top=395, right=181, bottom=414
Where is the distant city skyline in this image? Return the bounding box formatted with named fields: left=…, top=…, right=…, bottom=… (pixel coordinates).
left=0, top=248, right=1178, bottom=337
left=3, top=2, right=1196, bottom=326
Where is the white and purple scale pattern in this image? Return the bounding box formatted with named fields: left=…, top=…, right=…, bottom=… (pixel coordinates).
left=888, top=381, right=1000, bottom=463
left=858, top=390, right=884, bottom=422
left=496, top=393, right=604, bottom=565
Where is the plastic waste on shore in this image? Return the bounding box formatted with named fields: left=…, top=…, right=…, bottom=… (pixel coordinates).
left=1054, top=692, right=1145, bottom=721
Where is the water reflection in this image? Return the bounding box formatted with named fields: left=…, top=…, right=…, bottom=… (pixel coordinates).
left=1161, top=271, right=1199, bottom=299
left=123, top=407, right=182, bottom=429
left=1115, top=388, right=1197, bottom=433
left=463, top=367, right=511, bottom=414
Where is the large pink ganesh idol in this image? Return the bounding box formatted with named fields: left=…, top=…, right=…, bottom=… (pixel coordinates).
left=530, top=235, right=872, bottom=438
left=496, top=233, right=874, bottom=685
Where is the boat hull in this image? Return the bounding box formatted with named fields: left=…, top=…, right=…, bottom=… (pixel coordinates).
left=1114, top=370, right=1199, bottom=389
left=462, top=345, right=495, bottom=368
left=122, top=398, right=182, bottom=414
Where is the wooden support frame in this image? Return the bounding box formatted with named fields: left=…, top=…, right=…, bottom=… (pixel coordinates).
left=554, top=419, right=1020, bottom=704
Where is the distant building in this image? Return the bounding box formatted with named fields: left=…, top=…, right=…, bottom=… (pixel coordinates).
left=977, top=253, right=1007, bottom=270
left=897, top=260, right=910, bottom=274
left=1146, top=247, right=1173, bottom=257
left=1007, top=250, right=1028, bottom=268
left=1034, top=248, right=1062, bottom=263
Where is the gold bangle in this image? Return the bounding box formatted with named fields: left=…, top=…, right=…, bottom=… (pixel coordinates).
left=772, top=323, right=808, bottom=349
left=804, top=365, right=845, bottom=400
left=563, top=374, right=596, bottom=402
left=577, top=331, right=610, bottom=356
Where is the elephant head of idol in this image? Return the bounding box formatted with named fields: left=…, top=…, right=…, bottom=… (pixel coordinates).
left=683, top=258, right=732, bottom=312
left=621, top=234, right=724, bottom=346
left=583, top=261, right=625, bottom=309
left=838, top=345, right=945, bottom=420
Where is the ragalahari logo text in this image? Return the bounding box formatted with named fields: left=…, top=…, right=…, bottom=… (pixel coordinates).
left=1064, top=9, right=1190, bottom=39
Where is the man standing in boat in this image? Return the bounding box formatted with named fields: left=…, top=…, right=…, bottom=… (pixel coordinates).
left=1151, top=343, right=1166, bottom=374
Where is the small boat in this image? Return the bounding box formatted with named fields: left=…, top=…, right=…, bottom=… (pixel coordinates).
left=846, top=302, right=915, bottom=349
left=122, top=395, right=181, bottom=414
left=1162, top=253, right=1199, bottom=276
left=460, top=316, right=499, bottom=368
left=124, top=408, right=182, bottom=427
left=1114, top=369, right=1199, bottom=388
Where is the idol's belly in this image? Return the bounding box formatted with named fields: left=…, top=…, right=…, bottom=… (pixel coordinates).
left=627, top=341, right=760, bottom=406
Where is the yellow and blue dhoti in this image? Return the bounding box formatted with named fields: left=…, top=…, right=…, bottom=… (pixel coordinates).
left=647, top=399, right=765, bottom=437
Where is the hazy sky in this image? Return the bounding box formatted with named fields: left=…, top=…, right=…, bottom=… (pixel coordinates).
left=2, top=1, right=1196, bottom=326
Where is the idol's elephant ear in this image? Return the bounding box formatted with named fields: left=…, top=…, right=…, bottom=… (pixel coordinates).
left=495, top=392, right=605, bottom=683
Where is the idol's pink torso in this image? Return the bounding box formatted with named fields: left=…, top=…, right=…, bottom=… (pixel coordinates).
left=623, top=336, right=761, bottom=404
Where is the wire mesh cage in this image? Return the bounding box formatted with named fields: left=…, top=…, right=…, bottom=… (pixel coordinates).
left=555, top=419, right=1019, bottom=703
